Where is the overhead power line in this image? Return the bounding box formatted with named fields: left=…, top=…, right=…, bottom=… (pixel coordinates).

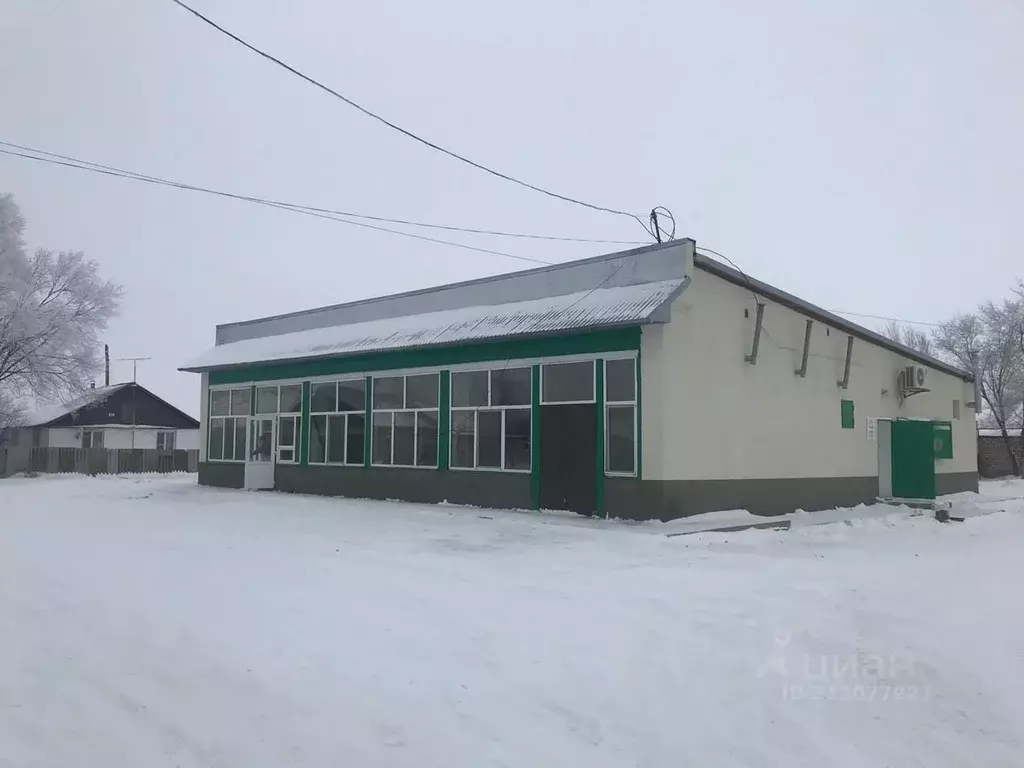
left=164, top=0, right=656, bottom=238
left=0, top=140, right=641, bottom=247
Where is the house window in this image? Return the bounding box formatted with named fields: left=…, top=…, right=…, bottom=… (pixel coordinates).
left=208, top=386, right=251, bottom=461
left=542, top=360, right=595, bottom=403
left=450, top=367, right=532, bottom=471
left=371, top=373, right=439, bottom=467
left=156, top=431, right=176, bottom=451
left=605, top=358, right=637, bottom=475
left=82, top=429, right=104, bottom=449
left=309, top=378, right=367, bottom=466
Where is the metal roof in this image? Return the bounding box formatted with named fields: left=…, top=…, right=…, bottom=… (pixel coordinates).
left=182, top=279, right=687, bottom=372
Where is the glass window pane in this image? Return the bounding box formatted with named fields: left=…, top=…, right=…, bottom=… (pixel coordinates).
left=279, top=385, right=302, bottom=413
left=311, top=382, right=337, bottom=413
left=452, top=370, right=488, bottom=407
left=347, top=414, right=365, bottom=465
left=373, top=377, right=404, bottom=409
left=327, top=415, right=346, bottom=463
left=309, top=415, right=326, bottom=463
left=477, top=410, right=502, bottom=468
left=416, top=411, right=438, bottom=467
left=222, top=417, right=235, bottom=460
left=406, top=373, right=439, bottom=409
left=279, top=448, right=294, bottom=463
left=256, top=386, right=278, bottom=414
left=504, top=408, right=531, bottom=470
left=230, top=388, right=251, bottom=416
left=279, top=416, right=296, bottom=448
left=542, top=361, right=594, bottom=403
left=337, top=379, right=366, bottom=412
left=451, top=410, right=475, bottom=468
left=607, top=406, right=636, bottom=474
left=210, top=390, right=230, bottom=416
left=605, top=358, right=636, bottom=403
left=372, top=413, right=392, bottom=464
left=233, top=418, right=246, bottom=461
left=491, top=367, right=531, bottom=406
left=393, top=411, right=415, bottom=465
left=209, top=419, right=224, bottom=460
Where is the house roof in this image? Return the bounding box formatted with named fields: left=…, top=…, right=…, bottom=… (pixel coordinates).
left=182, top=279, right=687, bottom=372
left=22, top=383, right=200, bottom=429
left=23, top=384, right=130, bottom=427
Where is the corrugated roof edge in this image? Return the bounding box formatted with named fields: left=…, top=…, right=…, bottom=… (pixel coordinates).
left=692, top=253, right=974, bottom=382
left=215, top=239, right=691, bottom=333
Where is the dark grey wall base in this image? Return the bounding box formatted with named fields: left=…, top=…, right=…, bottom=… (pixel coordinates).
left=609, top=475, right=894, bottom=521
left=198, top=462, right=244, bottom=489
left=936, top=471, right=979, bottom=496
left=275, top=464, right=532, bottom=510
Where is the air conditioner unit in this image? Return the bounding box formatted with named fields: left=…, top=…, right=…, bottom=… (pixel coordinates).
left=904, top=364, right=928, bottom=389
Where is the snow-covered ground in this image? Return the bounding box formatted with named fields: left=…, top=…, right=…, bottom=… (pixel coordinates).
left=2, top=475, right=1022, bottom=767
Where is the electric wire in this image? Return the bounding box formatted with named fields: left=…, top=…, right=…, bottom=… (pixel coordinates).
left=164, top=0, right=657, bottom=238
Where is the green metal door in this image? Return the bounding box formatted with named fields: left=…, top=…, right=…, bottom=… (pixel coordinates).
left=891, top=419, right=937, bottom=499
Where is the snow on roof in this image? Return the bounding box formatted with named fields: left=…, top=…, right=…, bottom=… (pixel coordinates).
left=23, top=383, right=130, bottom=427
left=182, top=279, right=685, bottom=372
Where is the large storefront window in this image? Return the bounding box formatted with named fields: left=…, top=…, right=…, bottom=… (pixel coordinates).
left=371, top=373, right=439, bottom=467
left=309, top=378, right=366, bottom=466
left=450, top=367, right=531, bottom=471
left=208, top=386, right=251, bottom=461
left=604, top=358, right=637, bottom=475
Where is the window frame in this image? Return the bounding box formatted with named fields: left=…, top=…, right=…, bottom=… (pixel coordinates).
left=450, top=366, right=533, bottom=473
left=208, top=386, right=252, bottom=463
left=308, top=377, right=367, bottom=467
left=371, top=373, right=439, bottom=469
left=540, top=360, right=596, bottom=405
left=82, top=428, right=104, bottom=449
left=604, top=357, right=638, bottom=477
left=156, top=430, right=176, bottom=452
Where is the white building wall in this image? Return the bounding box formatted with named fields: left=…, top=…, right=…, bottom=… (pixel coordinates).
left=642, top=268, right=977, bottom=482
left=132, top=429, right=158, bottom=450
left=103, top=428, right=134, bottom=449
left=46, top=428, right=80, bottom=448
left=177, top=429, right=200, bottom=450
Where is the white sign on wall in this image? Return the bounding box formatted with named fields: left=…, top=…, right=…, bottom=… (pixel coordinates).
left=866, top=417, right=878, bottom=441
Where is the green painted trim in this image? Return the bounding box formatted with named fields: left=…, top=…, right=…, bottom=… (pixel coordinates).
left=299, top=381, right=310, bottom=465
left=438, top=371, right=451, bottom=470
left=530, top=365, right=541, bottom=510
left=249, top=385, right=255, bottom=417
left=635, top=340, right=643, bottom=481
left=363, top=377, right=372, bottom=468
left=595, top=358, right=606, bottom=516
left=208, top=327, right=641, bottom=385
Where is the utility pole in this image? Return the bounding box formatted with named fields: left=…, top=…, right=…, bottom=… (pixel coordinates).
left=115, top=357, right=151, bottom=450
left=104, top=345, right=110, bottom=387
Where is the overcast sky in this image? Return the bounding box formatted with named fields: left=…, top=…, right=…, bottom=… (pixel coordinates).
left=2, top=0, right=1021, bottom=416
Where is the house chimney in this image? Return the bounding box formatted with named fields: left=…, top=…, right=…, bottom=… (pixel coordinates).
left=104, top=344, right=110, bottom=387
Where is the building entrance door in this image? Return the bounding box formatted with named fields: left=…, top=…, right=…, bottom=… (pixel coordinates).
left=890, top=418, right=936, bottom=500
left=539, top=403, right=597, bottom=514
left=243, top=417, right=276, bottom=490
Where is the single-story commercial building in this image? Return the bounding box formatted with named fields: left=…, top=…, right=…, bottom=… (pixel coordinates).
left=181, top=240, right=977, bottom=519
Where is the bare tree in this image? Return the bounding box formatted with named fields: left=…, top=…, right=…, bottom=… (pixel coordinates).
left=934, top=309, right=1023, bottom=475
left=0, top=194, right=122, bottom=423
left=882, top=320, right=933, bottom=356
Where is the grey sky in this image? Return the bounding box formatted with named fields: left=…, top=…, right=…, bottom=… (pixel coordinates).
left=2, top=0, right=1021, bottom=416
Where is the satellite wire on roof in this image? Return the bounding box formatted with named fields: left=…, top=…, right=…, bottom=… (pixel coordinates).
left=163, top=0, right=659, bottom=239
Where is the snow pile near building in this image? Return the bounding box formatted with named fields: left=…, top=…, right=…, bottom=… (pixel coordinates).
left=1, top=475, right=1022, bottom=767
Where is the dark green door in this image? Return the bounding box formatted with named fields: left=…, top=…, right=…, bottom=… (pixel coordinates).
left=891, top=419, right=936, bottom=499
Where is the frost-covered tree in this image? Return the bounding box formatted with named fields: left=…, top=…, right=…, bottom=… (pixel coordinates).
left=882, top=320, right=933, bottom=355
left=0, top=194, right=121, bottom=425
